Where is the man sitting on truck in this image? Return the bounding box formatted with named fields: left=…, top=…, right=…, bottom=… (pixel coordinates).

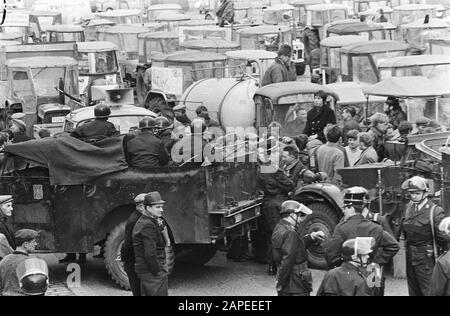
left=71, top=104, right=119, bottom=142
left=124, top=118, right=170, bottom=170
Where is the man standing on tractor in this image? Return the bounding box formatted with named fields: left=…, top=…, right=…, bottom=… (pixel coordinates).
left=325, top=187, right=399, bottom=296
left=262, top=45, right=297, bottom=87
left=400, top=176, right=450, bottom=296
left=216, top=0, right=234, bottom=27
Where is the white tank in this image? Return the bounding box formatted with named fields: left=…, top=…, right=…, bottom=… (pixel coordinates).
left=181, top=77, right=260, bottom=130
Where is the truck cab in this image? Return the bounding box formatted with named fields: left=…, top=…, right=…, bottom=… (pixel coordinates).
left=46, top=25, right=86, bottom=43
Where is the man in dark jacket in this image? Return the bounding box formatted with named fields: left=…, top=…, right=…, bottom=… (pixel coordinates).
left=154, top=116, right=177, bottom=153
left=133, top=192, right=169, bottom=296
left=342, top=107, right=361, bottom=145
left=262, top=45, right=297, bottom=87
left=429, top=217, right=450, bottom=296
left=7, top=113, right=33, bottom=144
left=216, top=0, right=234, bottom=27
left=281, top=146, right=317, bottom=189
left=71, top=104, right=119, bottom=141
left=0, top=229, right=39, bottom=296
left=304, top=91, right=336, bottom=143
left=272, top=201, right=325, bottom=296
left=0, top=195, right=15, bottom=260
left=367, top=113, right=389, bottom=162
left=125, top=118, right=170, bottom=169
left=120, top=193, right=146, bottom=296
left=325, top=187, right=399, bottom=296
left=318, top=237, right=374, bottom=296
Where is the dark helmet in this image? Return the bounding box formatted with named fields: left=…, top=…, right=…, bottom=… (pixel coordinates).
left=139, top=117, right=157, bottom=130
left=190, top=118, right=206, bottom=134
left=16, top=258, right=49, bottom=296
left=154, top=116, right=171, bottom=129
left=94, top=104, right=111, bottom=119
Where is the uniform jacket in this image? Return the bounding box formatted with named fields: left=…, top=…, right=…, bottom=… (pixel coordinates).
left=303, top=106, right=337, bottom=143
left=71, top=118, right=119, bottom=140
left=325, top=214, right=400, bottom=268
left=355, top=146, right=378, bottom=166
left=125, top=131, right=170, bottom=169
left=317, top=262, right=372, bottom=296
left=121, top=210, right=142, bottom=264
left=402, top=200, right=450, bottom=250
left=133, top=215, right=167, bottom=275
left=0, top=250, right=28, bottom=296
left=261, top=58, right=297, bottom=87
left=272, top=219, right=315, bottom=294
left=258, top=168, right=295, bottom=199
left=429, top=251, right=450, bottom=296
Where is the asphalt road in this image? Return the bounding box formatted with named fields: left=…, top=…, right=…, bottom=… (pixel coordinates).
left=44, top=252, right=409, bottom=296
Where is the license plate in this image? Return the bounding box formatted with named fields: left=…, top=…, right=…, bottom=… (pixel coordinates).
left=52, top=117, right=65, bottom=123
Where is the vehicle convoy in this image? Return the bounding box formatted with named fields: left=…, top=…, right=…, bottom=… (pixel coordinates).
left=0, top=92, right=262, bottom=289
left=326, top=20, right=397, bottom=40
left=399, top=18, right=449, bottom=54
left=3, top=56, right=81, bottom=136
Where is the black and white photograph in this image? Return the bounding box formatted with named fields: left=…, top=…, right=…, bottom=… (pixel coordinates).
left=0, top=0, right=449, bottom=302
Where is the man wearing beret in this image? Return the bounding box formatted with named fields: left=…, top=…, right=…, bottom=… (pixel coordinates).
left=133, top=192, right=169, bottom=296
left=0, top=229, right=39, bottom=296
left=262, top=44, right=297, bottom=87
left=121, top=193, right=146, bottom=296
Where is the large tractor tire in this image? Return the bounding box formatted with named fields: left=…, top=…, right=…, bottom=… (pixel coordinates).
left=175, top=244, right=218, bottom=267
left=298, top=203, right=341, bottom=270
left=104, top=222, right=175, bottom=290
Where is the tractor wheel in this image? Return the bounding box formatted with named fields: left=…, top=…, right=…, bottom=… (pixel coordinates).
left=296, top=63, right=306, bottom=76
left=104, top=221, right=175, bottom=290
left=298, top=203, right=341, bottom=270
left=175, top=244, right=218, bottom=267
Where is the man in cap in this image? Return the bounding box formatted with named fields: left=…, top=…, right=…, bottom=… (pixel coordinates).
left=8, top=113, right=33, bottom=144
left=71, top=104, right=119, bottom=141
left=133, top=192, right=169, bottom=296
left=262, top=44, right=297, bottom=87
left=429, top=217, right=450, bottom=296
left=0, top=195, right=15, bottom=260
left=0, top=229, right=39, bottom=296
left=272, top=201, right=325, bottom=296
left=400, top=176, right=450, bottom=296
left=120, top=193, right=147, bottom=296
left=325, top=187, right=399, bottom=295
left=124, top=117, right=170, bottom=169
left=253, top=143, right=295, bottom=274
left=317, top=237, right=375, bottom=296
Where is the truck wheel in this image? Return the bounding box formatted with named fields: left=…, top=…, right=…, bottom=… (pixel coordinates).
left=104, top=222, right=176, bottom=290
left=296, top=63, right=306, bottom=76
left=299, top=203, right=341, bottom=270
left=175, top=244, right=218, bottom=266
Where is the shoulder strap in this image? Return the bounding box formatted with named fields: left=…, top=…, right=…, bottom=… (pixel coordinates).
left=430, top=204, right=438, bottom=263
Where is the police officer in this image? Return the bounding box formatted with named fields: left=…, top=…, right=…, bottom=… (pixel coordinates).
left=71, top=104, right=119, bottom=141
left=253, top=143, right=295, bottom=274
left=272, top=201, right=325, bottom=296
left=318, top=237, right=375, bottom=296
left=400, top=176, right=450, bottom=296
left=133, top=192, right=169, bottom=296
left=124, top=117, right=170, bottom=169
left=429, top=217, right=450, bottom=296
left=0, top=229, right=39, bottom=296
left=325, top=187, right=399, bottom=295
left=154, top=116, right=176, bottom=154
left=121, top=193, right=146, bottom=296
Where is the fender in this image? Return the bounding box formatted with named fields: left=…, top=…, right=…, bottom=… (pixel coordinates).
left=144, top=90, right=169, bottom=105
left=295, top=183, right=343, bottom=215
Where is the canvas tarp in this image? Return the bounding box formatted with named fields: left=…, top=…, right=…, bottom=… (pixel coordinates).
left=3, top=136, right=128, bottom=186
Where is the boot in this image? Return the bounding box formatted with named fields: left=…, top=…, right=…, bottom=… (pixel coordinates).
left=59, top=253, right=77, bottom=263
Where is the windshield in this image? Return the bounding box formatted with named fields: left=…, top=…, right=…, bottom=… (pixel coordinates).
left=31, top=67, right=66, bottom=96
left=11, top=71, right=33, bottom=99
left=78, top=51, right=119, bottom=75
left=394, top=9, right=435, bottom=25
left=328, top=9, right=347, bottom=24
left=431, top=43, right=450, bottom=55
left=70, top=115, right=148, bottom=134
left=396, top=64, right=450, bottom=86
left=352, top=56, right=378, bottom=84
left=144, top=38, right=179, bottom=59
left=403, top=28, right=448, bottom=50
left=49, top=31, right=84, bottom=42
